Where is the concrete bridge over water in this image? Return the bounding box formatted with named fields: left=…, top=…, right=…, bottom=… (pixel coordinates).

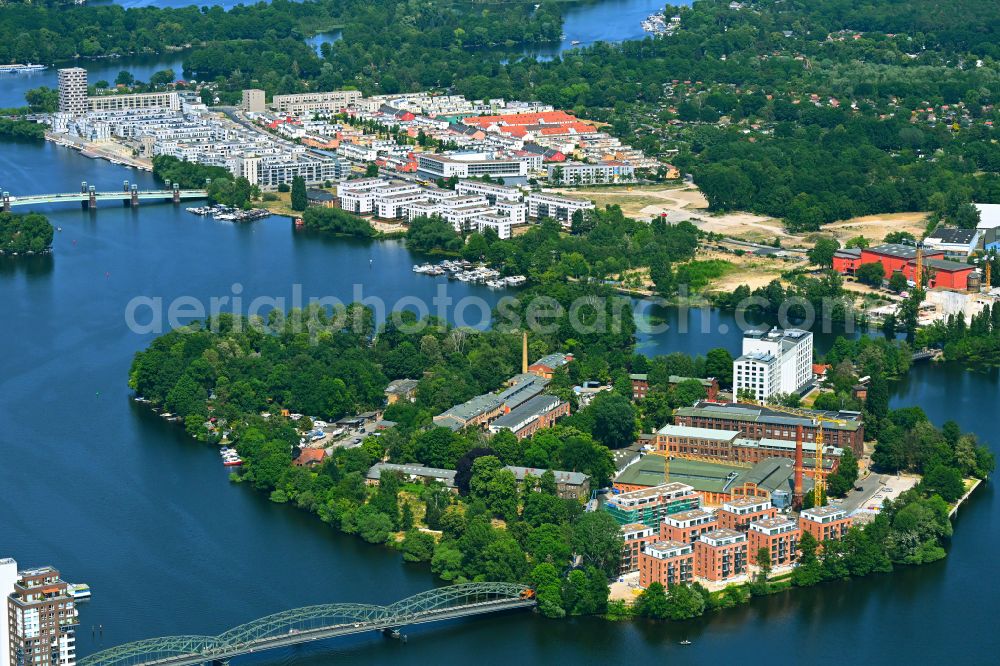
left=78, top=582, right=536, bottom=666
left=1, top=181, right=208, bottom=212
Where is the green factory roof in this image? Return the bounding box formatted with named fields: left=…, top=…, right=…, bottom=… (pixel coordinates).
left=615, top=456, right=744, bottom=494
left=615, top=454, right=815, bottom=496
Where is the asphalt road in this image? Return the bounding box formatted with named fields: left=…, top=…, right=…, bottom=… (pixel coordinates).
left=839, top=471, right=887, bottom=513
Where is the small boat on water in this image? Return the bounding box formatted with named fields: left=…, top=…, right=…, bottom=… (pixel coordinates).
left=571, top=40, right=581, bottom=45
left=679, top=639, right=692, bottom=646
left=68, top=583, right=91, bottom=601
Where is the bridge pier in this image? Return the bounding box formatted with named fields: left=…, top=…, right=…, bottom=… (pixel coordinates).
left=172, top=183, right=180, bottom=205
left=131, top=185, right=139, bottom=208
left=123, top=181, right=131, bottom=207
left=2, top=191, right=9, bottom=213
left=88, top=186, right=97, bottom=210
left=80, top=182, right=89, bottom=210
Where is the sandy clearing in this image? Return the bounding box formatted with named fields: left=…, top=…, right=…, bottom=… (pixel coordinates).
left=821, top=212, right=929, bottom=245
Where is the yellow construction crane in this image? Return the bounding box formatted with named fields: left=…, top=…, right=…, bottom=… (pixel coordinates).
left=743, top=401, right=851, bottom=507
left=914, top=242, right=924, bottom=289
left=645, top=449, right=671, bottom=485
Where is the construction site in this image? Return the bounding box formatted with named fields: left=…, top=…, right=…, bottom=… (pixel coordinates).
left=608, top=401, right=867, bottom=593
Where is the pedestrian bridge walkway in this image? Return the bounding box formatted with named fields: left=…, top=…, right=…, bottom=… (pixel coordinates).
left=79, top=582, right=535, bottom=666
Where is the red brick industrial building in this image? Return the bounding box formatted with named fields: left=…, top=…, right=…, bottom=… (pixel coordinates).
left=672, top=401, right=865, bottom=458
left=834, top=243, right=974, bottom=291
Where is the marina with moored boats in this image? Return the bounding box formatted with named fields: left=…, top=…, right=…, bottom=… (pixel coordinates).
left=186, top=204, right=271, bottom=222
left=413, top=259, right=526, bottom=288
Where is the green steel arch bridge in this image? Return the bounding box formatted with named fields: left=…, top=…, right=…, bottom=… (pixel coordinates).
left=1, top=180, right=208, bottom=212
left=79, top=583, right=535, bottom=666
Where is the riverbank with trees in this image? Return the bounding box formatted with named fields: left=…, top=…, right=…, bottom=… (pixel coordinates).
left=151, top=155, right=258, bottom=209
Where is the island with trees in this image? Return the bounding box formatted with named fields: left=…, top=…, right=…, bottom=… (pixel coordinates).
left=0, top=212, right=54, bottom=255
left=128, top=273, right=992, bottom=621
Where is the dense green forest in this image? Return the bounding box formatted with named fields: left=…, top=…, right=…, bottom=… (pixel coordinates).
left=0, top=118, right=45, bottom=140
left=300, top=206, right=376, bottom=237
left=128, top=294, right=633, bottom=616
left=0, top=212, right=54, bottom=254
left=407, top=205, right=703, bottom=289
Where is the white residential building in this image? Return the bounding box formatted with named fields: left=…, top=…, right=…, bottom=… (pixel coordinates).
left=547, top=160, right=636, bottom=185
left=475, top=213, right=514, bottom=239
left=255, top=154, right=343, bottom=188
left=57, top=68, right=88, bottom=116
left=404, top=200, right=444, bottom=222
left=525, top=192, right=595, bottom=227
left=417, top=152, right=529, bottom=180
left=376, top=190, right=427, bottom=219
left=338, top=141, right=378, bottom=163
left=733, top=328, right=813, bottom=402
left=337, top=178, right=391, bottom=214
left=455, top=180, right=523, bottom=204
left=495, top=199, right=527, bottom=226
left=271, top=90, right=363, bottom=114
left=87, top=92, right=181, bottom=113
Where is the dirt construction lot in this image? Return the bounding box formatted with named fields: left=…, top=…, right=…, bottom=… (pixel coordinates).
left=551, top=185, right=929, bottom=248
left=550, top=183, right=709, bottom=219
left=819, top=212, right=928, bottom=245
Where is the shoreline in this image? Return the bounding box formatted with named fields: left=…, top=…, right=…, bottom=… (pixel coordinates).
left=950, top=478, right=983, bottom=518
left=45, top=131, right=152, bottom=171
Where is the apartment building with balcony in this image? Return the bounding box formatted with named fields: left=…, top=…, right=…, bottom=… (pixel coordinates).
left=620, top=524, right=659, bottom=575
left=661, top=508, right=719, bottom=545
left=716, top=496, right=777, bottom=532
left=604, top=482, right=701, bottom=529
left=3, top=562, right=79, bottom=666
left=748, top=517, right=800, bottom=566
left=694, top=529, right=748, bottom=582
left=799, top=506, right=852, bottom=543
